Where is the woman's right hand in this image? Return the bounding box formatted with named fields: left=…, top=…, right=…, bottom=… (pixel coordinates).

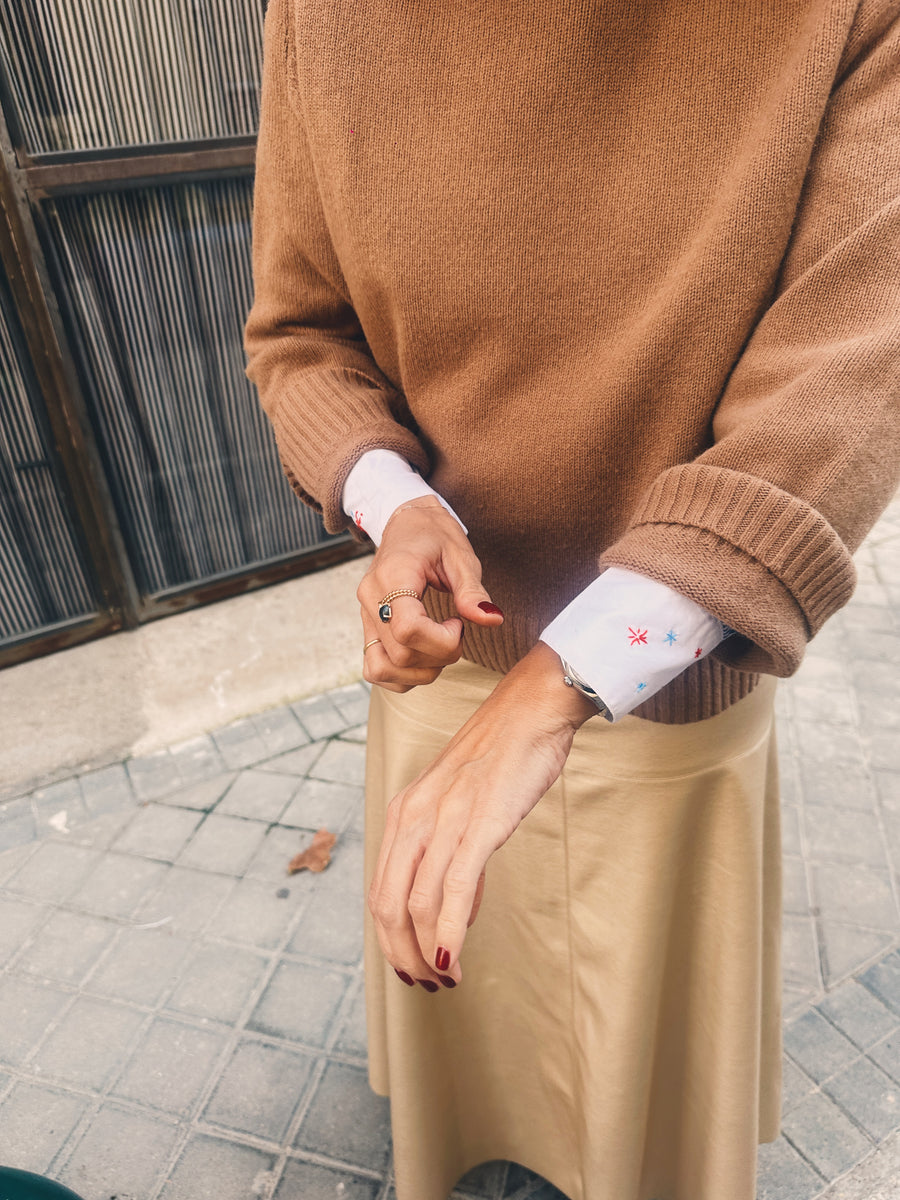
left=357, top=496, right=504, bottom=692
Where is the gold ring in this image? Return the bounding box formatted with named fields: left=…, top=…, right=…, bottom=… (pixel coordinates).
left=363, top=638, right=382, bottom=654
left=378, top=588, right=421, bottom=623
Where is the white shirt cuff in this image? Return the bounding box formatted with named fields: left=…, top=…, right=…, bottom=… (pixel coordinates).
left=540, top=568, right=727, bottom=722
left=341, top=449, right=468, bottom=546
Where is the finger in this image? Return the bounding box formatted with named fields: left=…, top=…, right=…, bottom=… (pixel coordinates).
left=377, top=595, right=464, bottom=662
left=432, top=820, right=504, bottom=975
left=440, top=548, right=504, bottom=626
left=407, top=813, right=466, bottom=986
left=371, top=807, right=444, bottom=989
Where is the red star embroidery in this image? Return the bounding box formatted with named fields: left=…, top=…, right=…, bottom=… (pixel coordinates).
left=628, top=627, right=648, bottom=646
left=694, top=646, right=703, bottom=658
left=353, top=510, right=364, bottom=529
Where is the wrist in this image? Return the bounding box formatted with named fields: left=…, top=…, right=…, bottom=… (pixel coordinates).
left=510, top=642, right=598, bottom=733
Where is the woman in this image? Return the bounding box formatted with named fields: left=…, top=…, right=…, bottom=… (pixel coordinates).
left=244, top=2, right=900, bottom=1197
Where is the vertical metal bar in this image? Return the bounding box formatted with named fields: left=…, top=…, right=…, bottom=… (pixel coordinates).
left=0, top=102, right=141, bottom=628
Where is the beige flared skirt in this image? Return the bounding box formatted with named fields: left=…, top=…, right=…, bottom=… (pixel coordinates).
left=364, top=660, right=782, bottom=1200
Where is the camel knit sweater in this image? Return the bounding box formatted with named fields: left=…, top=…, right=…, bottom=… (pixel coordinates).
left=245, top=0, right=900, bottom=724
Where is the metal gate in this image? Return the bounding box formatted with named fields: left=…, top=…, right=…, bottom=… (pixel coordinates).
left=0, top=0, right=360, bottom=668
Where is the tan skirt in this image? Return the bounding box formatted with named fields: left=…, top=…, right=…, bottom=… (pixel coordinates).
left=364, top=659, right=782, bottom=1200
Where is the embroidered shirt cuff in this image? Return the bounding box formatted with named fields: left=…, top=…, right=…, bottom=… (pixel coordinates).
left=540, top=567, right=727, bottom=722
left=342, top=448, right=468, bottom=546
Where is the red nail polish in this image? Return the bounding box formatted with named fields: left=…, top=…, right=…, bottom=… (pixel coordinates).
left=477, top=601, right=504, bottom=617
left=394, top=969, right=414, bottom=987
left=439, top=975, right=457, bottom=989
left=435, top=946, right=451, bottom=971
left=416, top=979, right=440, bottom=993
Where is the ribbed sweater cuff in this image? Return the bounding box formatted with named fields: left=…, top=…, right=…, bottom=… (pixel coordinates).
left=271, top=371, right=431, bottom=534
left=600, top=464, right=856, bottom=676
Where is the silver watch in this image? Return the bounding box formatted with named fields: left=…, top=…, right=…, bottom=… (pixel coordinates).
left=560, top=657, right=614, bottom=722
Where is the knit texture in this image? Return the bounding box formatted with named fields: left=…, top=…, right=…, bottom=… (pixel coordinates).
left=245, top=0, right=900, bottom=723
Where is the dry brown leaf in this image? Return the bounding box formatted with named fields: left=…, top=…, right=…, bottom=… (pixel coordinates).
left=288, top=828, right=337, bottom=875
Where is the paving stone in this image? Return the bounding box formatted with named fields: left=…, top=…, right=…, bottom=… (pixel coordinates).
left=111, top=1016, right=227, bottom=1115
left=215, top=769, right=298, bottom=823
left=66, top=852, right=168, bottom=919
left=167, top=733, right=224, bottom=786
left=0, top=975, right=69, bottom=1067
left=455, top=1160, right=508, bottom=1198
left=257, top=741, right=326, bottom=778
left=287, top=878, right=364, bottom=966
left=784, top=1008, right=860, bottom=1083
left=754, top=1135, right=827, bottom=1200
left=791, top=684, right=856, bottom=727
left=274, top=1160, right=380, bottom=1200
left=51, top=807, right=134, bottom=850
left=295, top=1059, right=391, bottom=1172
left=31, top=778, right=88, bottom=836
left=5, top=841, right=100, bottom=903
left=176, top=812, right=269, bottom=875
left=203, top=1036, right=314, bottom=1140
left=252, top=706, right=310, bottom=757
left=782, top=915, right=820, bottom=991
left=850, top=630, right=900, bottom=668
left=247, top=959, right=348, bottom=1047
left=339, top=723, right=368, bottom=744
left=244, top=825, right=319, bottom=886
left=132, top=864, right=234, bottom=936
left=155, top=772, right=237, bottom=811
left=795, top=720, right=866, bottom=770
left=279, top=778, right=363, bottom=831
left=868, top=1031, right=900, bottom=1086
left=792, top=655, right=847, bottom=689
left=782, top=855, right=810, bottom=915
left=15, top=908, right=115, bottom=985
left=782, top=984, right=820, bottom=1023
left=334, top=979, right=368, bottom=1059
left=212, top=718, right=270, bottom=770
left=860, top=952, right=900, bottom=1016
left=799, top=759, right=877, bottom=811
left=78, top=762, right=135, bottom=815
left=502, top=1162, right=570, bottom=1198
left=58, top=1103, right=179, bottom=1199
left=811, top=862, right=899, bottom=931
left=161, top=1134, right=278, bottom=1200
left=0, top=841, right=36, bottom=885
left=781, top=1057, right=816, bottom=1115
left=292, top=693, right=347, bottom=740
left=781, top=805, right=801, bottom=856
left=817, top=980, right=900, bottom=1050
left=33, top=995, right=146, bottom=1089
left=165, top=941, right=269, bottom=1024
left=127, top=748, right=183, bottom=801
left=823, top=1056, right=900, bottom=1142
left=804, top=805, right=889, bottom=868
left=843, top=601, right=896, bottom=636
left=331, top=683, right=371, bottom=729
left=865, top=730, right=900, bottom=772
left=0, top=897, right=47, bottom=967
left=112, top=803, right=205, bottom=861
left=816, top=922, right=896, bottom=988
left=308, top=739, right=367, bottom=788
left=0, top=1081, right=90, bottom=1174
left=781, top=1090, right=873, bottom=1181
left=212, top=876, right=306, bottom=950
left=87, top=927, right=193, bottom=1006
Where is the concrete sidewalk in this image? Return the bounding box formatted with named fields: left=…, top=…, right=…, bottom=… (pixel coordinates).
left=0, top=495, right=898, bottom=1200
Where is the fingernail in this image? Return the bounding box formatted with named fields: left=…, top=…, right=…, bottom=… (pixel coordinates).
left=435, top=946, right=451, bottom=971
left=439, top=975, right=457, bottom=989
left=416, top=979, right=440, bottom=993
left=394, top=969, right=414, bottom=987
left=477, top=601, right=504, bottom=617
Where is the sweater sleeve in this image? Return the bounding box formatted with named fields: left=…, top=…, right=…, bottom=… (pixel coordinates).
left=243, top=0, right=430, bottom=534
left=599, top=1, right=900, bottom=679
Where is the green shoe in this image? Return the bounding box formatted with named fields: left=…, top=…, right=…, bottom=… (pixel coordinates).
left=0, top=1168, right=86, bottom=1200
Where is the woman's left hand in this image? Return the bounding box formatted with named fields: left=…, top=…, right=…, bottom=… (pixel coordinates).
left=367, top=641, right=597, bottom=989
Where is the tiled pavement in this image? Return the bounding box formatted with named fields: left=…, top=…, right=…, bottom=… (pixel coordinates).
left=0, top=498, right=898, bottom=1200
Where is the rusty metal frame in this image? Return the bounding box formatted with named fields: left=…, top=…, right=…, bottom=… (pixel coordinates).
left=0, top=84, right=365, bottom=670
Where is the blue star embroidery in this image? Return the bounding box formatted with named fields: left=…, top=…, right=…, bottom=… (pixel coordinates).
left=636, top=682, right=647, bottom=692
left=664, top=629, right=677, bottom=646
